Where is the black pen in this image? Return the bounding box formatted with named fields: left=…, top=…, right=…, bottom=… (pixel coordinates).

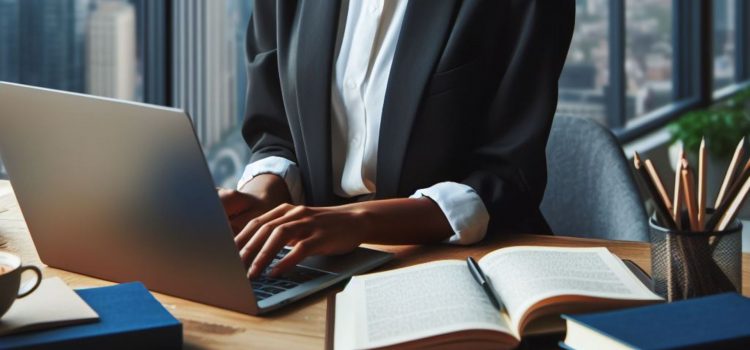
left=466, top=257, right=502, bottom=311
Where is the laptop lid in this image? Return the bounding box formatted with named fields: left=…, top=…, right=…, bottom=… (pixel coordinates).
left=0, top=82, right=258, bottom=314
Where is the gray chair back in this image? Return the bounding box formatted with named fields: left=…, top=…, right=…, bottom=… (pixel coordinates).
left=540, top=116, right=649, bottom=241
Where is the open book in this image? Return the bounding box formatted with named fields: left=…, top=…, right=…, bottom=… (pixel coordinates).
left=332, top=246, right=662, bottom=350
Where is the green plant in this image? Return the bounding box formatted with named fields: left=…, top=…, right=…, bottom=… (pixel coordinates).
left=669, top=88, right=750, bottom=159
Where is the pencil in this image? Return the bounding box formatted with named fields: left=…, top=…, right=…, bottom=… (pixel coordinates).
left=681, top=159, right=699, bottom=231
left=645, top=158, right=676, bottom=224
left=716, top=174, right=750, bottom=231
left=673, top=149, right=684, bottom=229
left=706, top=157, right=750, bottom=231
left=697, top=138, right=707, bottom=230
left=715, top=137, right=745, bottom=207
left=634, top=153, right=678, bottom=229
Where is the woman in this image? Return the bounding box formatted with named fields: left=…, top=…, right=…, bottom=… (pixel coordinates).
left=220, top=0, right=574, bottom=279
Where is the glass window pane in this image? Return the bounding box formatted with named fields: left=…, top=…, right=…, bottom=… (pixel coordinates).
left=714, top=0, right=736, bottom=90
left=0, top=0, right=145, bottom=179
left=625, top=0, right=674, bottom=121
left=556, top=0, right=609, bottom=125
left=0, top=0, right=143, bottom=100
left=557, top=0, right=611, bottom=127
left=172, top=0, right=253, bottom=187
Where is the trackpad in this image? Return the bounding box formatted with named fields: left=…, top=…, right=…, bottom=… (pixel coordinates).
left=298, top=247, right=393, bottom=274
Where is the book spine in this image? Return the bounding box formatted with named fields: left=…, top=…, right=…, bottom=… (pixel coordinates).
left=14, top=325, right=182, bottom=350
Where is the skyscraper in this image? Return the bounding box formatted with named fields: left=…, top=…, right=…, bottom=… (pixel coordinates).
left=173, top=0, right=237, bottom=150
left=0, top=0, right=20, bottom=83
left=87, top=0, right=137, bottom=100
left=18, top=0, right=90, bottom=92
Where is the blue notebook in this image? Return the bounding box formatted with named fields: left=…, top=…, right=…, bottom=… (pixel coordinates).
left=0, top=282, right=182, bottom=350
left=561, top=293, right=750, bottom=350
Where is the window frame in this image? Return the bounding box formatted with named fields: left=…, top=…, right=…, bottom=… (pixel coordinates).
left=610, top=0, right=750, bottom=142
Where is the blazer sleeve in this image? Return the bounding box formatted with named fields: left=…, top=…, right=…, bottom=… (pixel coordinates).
left=460, top=0, right=574, bottom=233
left=241, top=1, right=297, bottom=165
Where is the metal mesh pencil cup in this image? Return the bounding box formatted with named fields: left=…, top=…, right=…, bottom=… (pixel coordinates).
left=649, top=215, right=741, bottom=302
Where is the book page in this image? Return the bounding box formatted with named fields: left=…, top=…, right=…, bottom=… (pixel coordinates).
left=0, top=277, right=99, bottom=336
left=335, top=260, right=514, bottom=349
left=479, top=246, right=661, bottom=333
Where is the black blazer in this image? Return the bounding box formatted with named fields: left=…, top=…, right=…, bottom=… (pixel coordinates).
left=242, top=0, right=575, bottom=235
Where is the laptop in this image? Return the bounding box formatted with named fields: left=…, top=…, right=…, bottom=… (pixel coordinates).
left=0, top=82, right=393, bottom=315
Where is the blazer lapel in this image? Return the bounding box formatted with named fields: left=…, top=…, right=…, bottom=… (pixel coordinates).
left=294, top=0, right=340, bottom=205
left=376, top=0, right=459, bottom=198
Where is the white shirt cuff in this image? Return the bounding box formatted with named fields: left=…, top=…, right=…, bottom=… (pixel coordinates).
left=410, top=182, right=490, bottom=245
left=237, top=156, right=304, bottom=204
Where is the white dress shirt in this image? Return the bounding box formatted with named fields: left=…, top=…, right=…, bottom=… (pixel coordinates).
left=238, top=0, right=489, bottom=245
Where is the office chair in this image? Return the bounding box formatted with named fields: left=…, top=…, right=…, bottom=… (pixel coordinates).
left=540, top=115, right=649, bottom=241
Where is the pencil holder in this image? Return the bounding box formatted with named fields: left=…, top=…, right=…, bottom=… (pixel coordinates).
left=649, top=214, right=742, bottom=302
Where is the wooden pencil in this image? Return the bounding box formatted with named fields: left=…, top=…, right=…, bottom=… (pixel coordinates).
left=706, top=157, right=750, bottom=231
left=634, top=153, right=678, bottom=229
left=716, top=174, right=750, bottom=231
left=715, top=137, right=745, bottom=207
left=697, top=138, right=707, bottom=230
left=645, top=159, right=674, bottom=216
left=681, top=159, right=699, bottom=231
left=673, top=149, right=684, bottom=229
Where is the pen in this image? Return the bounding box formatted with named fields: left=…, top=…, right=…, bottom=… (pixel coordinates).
left=466, top=257, right=502, bottom=311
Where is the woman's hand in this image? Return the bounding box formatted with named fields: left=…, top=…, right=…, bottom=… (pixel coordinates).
left=236, top=203, right=372, bottom=279
left=237, top=198, right=455, bottom=279
left=218, top=174, right=292, bottom=234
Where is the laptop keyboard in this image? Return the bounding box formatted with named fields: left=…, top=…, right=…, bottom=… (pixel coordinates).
left=251, top=248, right=330, bottom=301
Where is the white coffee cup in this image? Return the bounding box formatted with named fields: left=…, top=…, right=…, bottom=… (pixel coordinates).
left=0, top=251, right=42, bottom=318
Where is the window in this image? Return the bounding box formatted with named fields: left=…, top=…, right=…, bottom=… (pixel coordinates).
left=0, top=0, right=147, bottom=179
left=625, top=0, right=673, bottom=120
left=713, top=0, right=736, bottom=90
left=560, top=0, right=750, bottom=141
left=172, top=0, right=253, bottom=188
left=557, top=0, right=611, bottom=127
left=0, top=0, right=143, bottom=100
left=0, top=0, right=252, bottom=185
left=3, top=1, right=750, bottom=180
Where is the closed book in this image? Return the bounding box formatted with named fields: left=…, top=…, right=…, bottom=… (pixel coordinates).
left=561, top=293, right=750, bottom=350
left=0, top=282, right=182, bottom=350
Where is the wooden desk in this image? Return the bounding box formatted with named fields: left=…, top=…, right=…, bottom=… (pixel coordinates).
left=0, top=180, right=748, bottom=349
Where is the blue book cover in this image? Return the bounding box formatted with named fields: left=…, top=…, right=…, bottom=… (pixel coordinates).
left=0, top=282, right=182, bottom=350
left=561, top=293, right=750, bottom=350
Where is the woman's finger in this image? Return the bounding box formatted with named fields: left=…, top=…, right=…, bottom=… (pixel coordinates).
left=234, top=203, right=293, bottom=248
left=247, top=219, right=312, bottom=279
left=270, top=236, right=320, bottom=277
left=240, top=205, right=310, bottom=264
